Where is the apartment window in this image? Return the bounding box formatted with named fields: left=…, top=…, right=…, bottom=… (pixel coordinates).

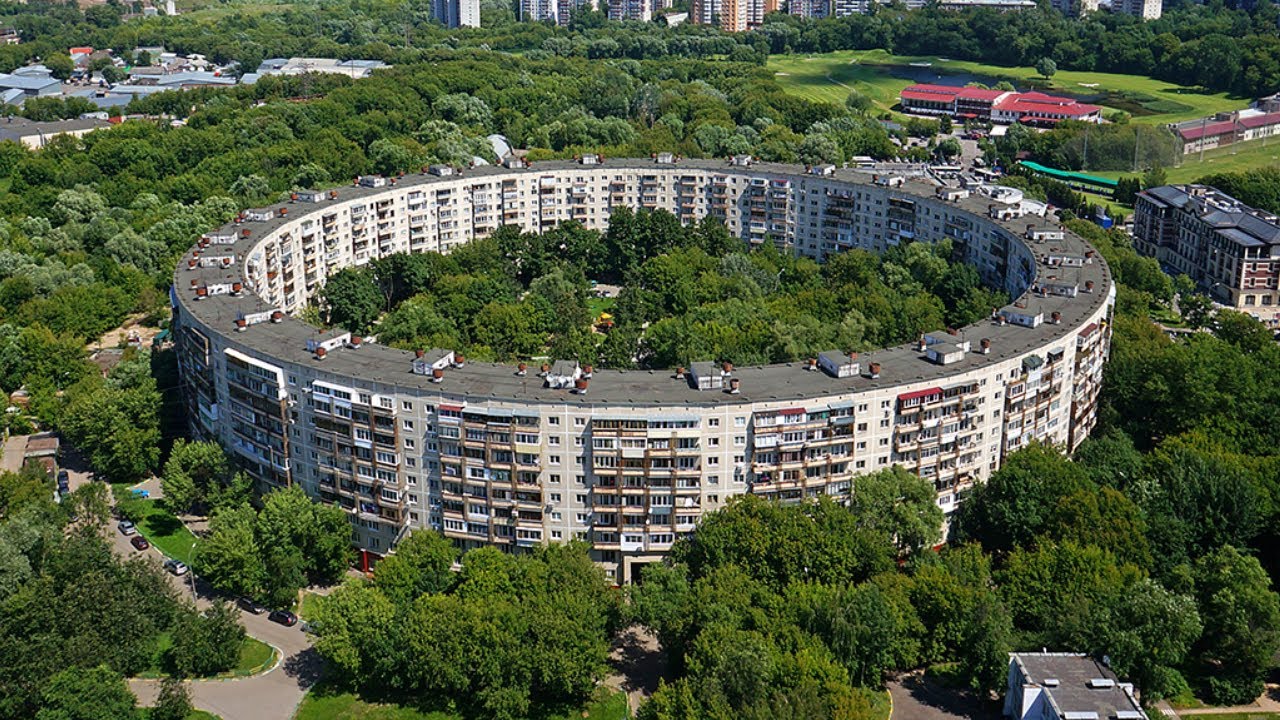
left=550, top=474, right=561, bottom=483
left=735, top=417, right=746, bottom=427
left=402, top=420, right=414, bottom=430
left=708, top=438, right=720, bottom=447
left=402, top=401, right=413, bottom=411
left=709, top=418, right=720, bottom=427
left=549, top=417, right=560, bottom=425
left=734, top=436, right=746, bottom=446
left=574, top=417, right=586, bottom=427
left=550, top=493, right=562, bottom=502
left=550, top=455, right=561, bottom=465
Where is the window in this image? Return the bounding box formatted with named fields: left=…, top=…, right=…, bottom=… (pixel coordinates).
left=734, top=435, right=746, bottom=446
left=402, top=401, right=413, bottom=411
left=402, top=419, right=414, bottom=430
left=709, top=418, right=720, bottom=427
left=550, top=455, right=561, bottom=465
left=735, top=417, right=746, bottom=427
left=574, top=417, right=586, bottom=427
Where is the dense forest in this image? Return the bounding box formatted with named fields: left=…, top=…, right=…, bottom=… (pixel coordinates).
left=320, top=210, right=1006, bottom=367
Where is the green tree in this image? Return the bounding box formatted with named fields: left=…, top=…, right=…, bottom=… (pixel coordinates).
left=160, top=440, right=231, bottom=514
left=374, top=529, right=458, bottom=605
left=1035, top=57, right=1057, bottom=79
left=321, top=266, right=382, bottom=333
left=44, top=54, right=75, bottom=81
left=849, top=466, right=944, bottom=555
left=1192, top=546, right=1280, bottom=705
left=168, top=601, right=245, bottom=677
left=149, top=677, right=192, bottom=720
left=196, top=504, right=265, bottom=597
left=952, top=442, right=1092, bottom=555
left=1099, top=579, right=1201, bottom=702
left=845, top=89, right=873, bottom=116
left=257, top=485, right=352, bottom=585
left=36, top=665, right=137, bottom=720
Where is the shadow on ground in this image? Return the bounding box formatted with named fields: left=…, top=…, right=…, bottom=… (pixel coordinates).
left=890, top=671, right=1002, bottom=720
left=283, top=647, right=324, bottom=691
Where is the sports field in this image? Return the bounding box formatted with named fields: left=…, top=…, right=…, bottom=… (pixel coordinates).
left=1094, top=139, right=1280, bottom=185
left=768, top=50, right=1248, bottom=125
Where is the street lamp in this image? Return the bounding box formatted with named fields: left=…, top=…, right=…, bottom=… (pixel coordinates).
left=188, top=539, right=198, bottom=599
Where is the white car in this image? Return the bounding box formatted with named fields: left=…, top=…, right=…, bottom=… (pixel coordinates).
left=163, top=559, right=189, bottom=576
left=117, top=520, right=136, bottom=536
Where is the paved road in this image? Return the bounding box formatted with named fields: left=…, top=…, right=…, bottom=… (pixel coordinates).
left=1, top=433, right=27, bottom=473
left=62, top=448, right=322, bottom=720
left=888, top=672, right=1001, bottom=720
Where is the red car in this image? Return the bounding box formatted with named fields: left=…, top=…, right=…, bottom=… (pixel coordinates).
left=130, top=535, right=150, bottom=551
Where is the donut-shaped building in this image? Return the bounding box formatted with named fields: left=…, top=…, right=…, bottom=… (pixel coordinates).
left=173, top=156, right=1114, bottom=581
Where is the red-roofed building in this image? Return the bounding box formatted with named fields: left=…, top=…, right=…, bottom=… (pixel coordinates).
left=990, top=92, right=1102, bottom=126
left=1172, top=111, right=1280, bottom=154
left=898, top=84, right=1101, bottom=126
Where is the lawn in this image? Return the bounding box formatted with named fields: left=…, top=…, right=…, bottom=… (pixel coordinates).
left=1174, top=714, right=1280, bottom=720
left=116, top=495, right=200, bottom=565
left=767, top=49, right=1247, bottom=125
left=587, top=295, right=616, bottom=320
left=1093, top=139, right=1280, bottom=185
left=768, top=51, right=912, bottom=114
left=138, top=633, right=277, bottom=679
left=295, top=683, right=629, bottom=720
left=298, top=590, right=323, bottom=619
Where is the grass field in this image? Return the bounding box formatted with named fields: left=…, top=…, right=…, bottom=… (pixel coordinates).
left=1093, top=139, right=1280, bottom=185
left=768, top=49, right=1248, bottom=125
left=118, top=496, right=200, bottom=565
left=295, top=683, right=629, bottom=720
left=138, top=634, right=277, bottom=679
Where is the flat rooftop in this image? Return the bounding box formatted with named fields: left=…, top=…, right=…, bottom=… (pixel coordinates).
left=176, top=158, right=1112, bottom=407
left=1012, top=652, right=1143, bottom=718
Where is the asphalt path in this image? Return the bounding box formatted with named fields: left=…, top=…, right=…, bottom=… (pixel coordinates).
left=59, top=446, right=322, bottom=720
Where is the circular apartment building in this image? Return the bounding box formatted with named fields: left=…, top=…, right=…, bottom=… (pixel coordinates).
left=173, top=156, right=1115, bottom=582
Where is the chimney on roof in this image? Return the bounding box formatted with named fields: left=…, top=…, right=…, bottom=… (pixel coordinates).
left=453, top=353, right=466, bottom=368
left=315, top=347, right=327, bottom=360
left=517, top=362, right=527, bottom=376
left=540, top=362, right=551, bottom=376
left=980, top=338, right=991, bottom=354
left=235, top=317, right=247, bottom=331
left=806, top=357, right=818, bottom=371
left=1085, top=280, right=1095, bottom=293
left=1051, top=311, right=1062, bottom=324
left=868, top=362, right=881, bottom=379
left=727, top=377, right=741, bottom=394
left=271, top=310, right=283, bottom=323
left=574, top=377, right=589, bottom=394
left=675, top=366, right=686, bottom=379
left=722, top=361, right=733, bottom=375
left=431, top=367, right=444, bottom=383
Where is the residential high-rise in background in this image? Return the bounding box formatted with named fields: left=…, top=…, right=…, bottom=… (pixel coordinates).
left=547, top=0, right=595, bottom=24
left=789, top=0, right=829, bottom=19
left=690, top=0, right=774, bottom=30
left=520, top=0, right=557, bottom=22
left=1114, top=0, right=1160, bottom=19
left=434, top=0, right=481, bottom=27
left=1049, top=0, right=1100, bottom=15
left=608, top=0, right=653, bottom=21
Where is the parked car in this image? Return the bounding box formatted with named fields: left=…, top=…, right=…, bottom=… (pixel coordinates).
left=268, top=609, right=298, bottom=627
left=130, top=535, right=150, bottom=551
left=117, top=520, right=136, bottom=535
left=163, top=559, right=189, bottom=576
left=237, top=597, right=267, bottom=615
left=130, top=489, right=150, bottom=499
